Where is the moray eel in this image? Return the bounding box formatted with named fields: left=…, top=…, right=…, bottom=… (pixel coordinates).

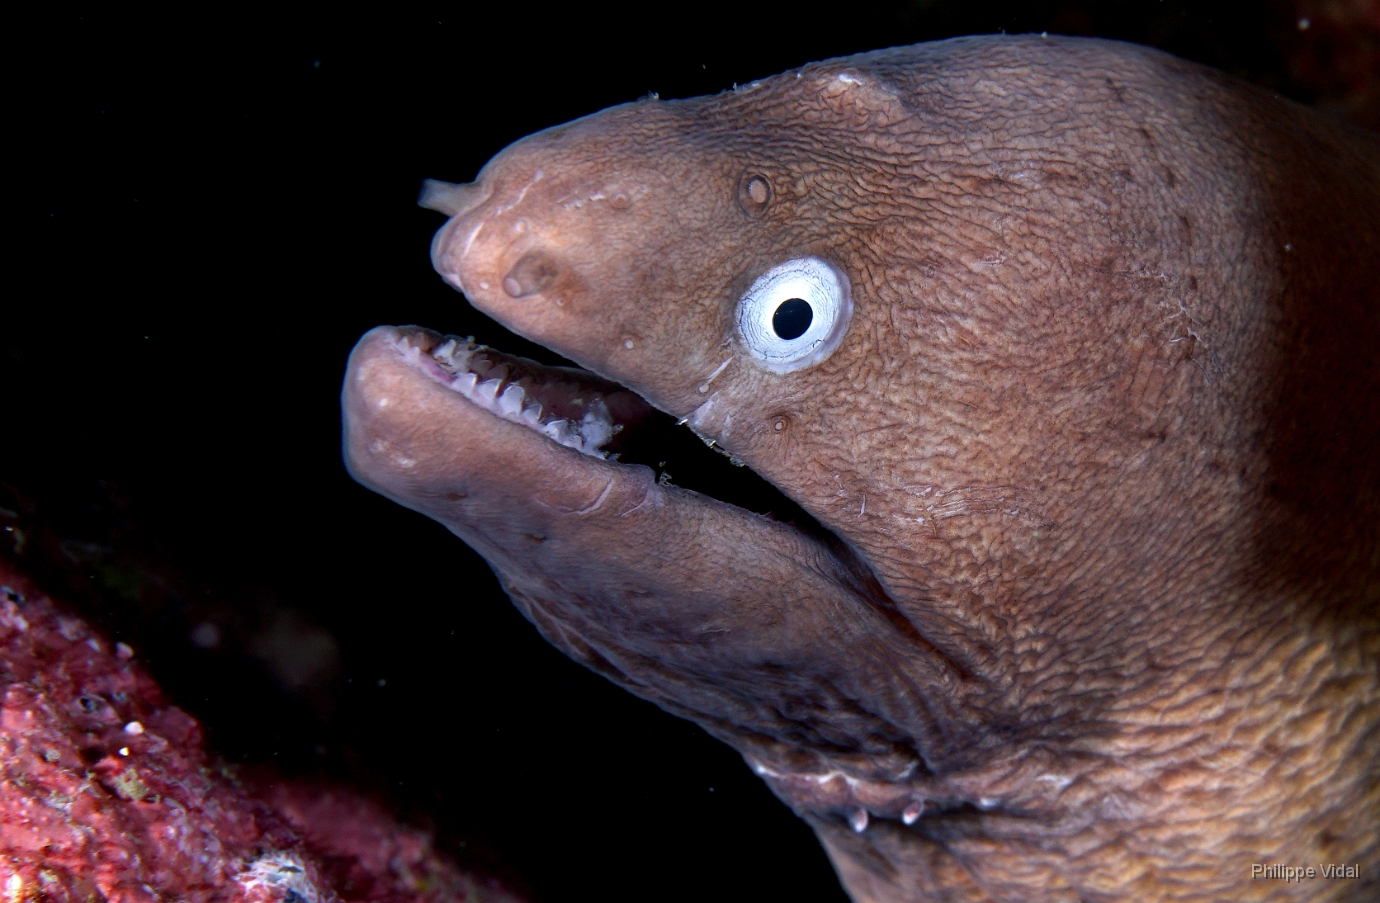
left=343, top=35, right=1379, bottom=902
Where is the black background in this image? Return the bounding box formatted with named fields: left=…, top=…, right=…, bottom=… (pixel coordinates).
left=7, top=3, right=1370, bottom=901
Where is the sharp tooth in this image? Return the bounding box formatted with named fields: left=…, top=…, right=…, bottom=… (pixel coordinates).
left=476, top=379, right=502, bottom=403
left=435, top=340, right=473, bottom=372
left=497, top=384, right=525, bottom=416
left=542, top=420, right=574, bottom=444
left=521, top=404, right=543, bottom=425
left=453, top=372, right=478, bottom=394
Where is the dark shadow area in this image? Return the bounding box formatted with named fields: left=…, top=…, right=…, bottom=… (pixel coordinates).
left=1250, top=103, right=1380, bottom=606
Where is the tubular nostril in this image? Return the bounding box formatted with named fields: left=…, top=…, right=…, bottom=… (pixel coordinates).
left=418, top=179, right=487, bottom=217
left=503, top=251, right=559, bottom=298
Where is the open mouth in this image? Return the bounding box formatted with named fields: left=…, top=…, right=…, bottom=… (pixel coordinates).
left=394, top=328, right=817, bottom=528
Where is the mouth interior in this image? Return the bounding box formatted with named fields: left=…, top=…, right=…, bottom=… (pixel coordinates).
left=402, top=331, right=817, bottom=526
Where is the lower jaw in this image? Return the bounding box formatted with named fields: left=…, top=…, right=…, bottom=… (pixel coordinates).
left=395, top=325, right=818, bottom=528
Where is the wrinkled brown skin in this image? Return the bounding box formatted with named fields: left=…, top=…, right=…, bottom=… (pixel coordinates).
left=343, top=36, right=1379, bottom=902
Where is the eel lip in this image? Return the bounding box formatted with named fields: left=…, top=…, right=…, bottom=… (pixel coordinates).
left=342, top=325, right=657, bottom=500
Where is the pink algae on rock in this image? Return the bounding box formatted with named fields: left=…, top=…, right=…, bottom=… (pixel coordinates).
left=0, top=559, right=527, bottom=903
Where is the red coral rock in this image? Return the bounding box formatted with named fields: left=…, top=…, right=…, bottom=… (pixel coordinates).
left=0, top=560, right=526, bottom=903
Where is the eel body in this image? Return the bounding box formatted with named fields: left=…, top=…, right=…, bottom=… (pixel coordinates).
left=343, top=35, right=1379, bottom=902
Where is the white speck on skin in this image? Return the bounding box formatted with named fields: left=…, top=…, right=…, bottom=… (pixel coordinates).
left=624, top=339, right=634, bottom=349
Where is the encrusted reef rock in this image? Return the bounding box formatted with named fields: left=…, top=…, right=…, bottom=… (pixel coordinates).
left=0, top=558, right=526, bottom=903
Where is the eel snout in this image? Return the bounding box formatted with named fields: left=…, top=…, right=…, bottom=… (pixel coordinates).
left=420, top=178, right=495, bottom=297
left=414, top=135, right=717, bottom=404
left=422, top=172, right=563, bottom=305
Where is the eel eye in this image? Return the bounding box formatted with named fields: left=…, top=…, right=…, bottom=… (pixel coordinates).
left=736, top=257, right=851, bottom=372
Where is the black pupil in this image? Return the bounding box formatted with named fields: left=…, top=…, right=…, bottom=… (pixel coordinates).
left=772, top=298, right=813, bottom=340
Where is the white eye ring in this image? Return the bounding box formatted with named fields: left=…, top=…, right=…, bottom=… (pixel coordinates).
left=736, top=257, right=851, bottom=373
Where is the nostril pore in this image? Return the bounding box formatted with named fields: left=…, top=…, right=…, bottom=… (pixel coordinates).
left=503, top=251, right=559, bottom=298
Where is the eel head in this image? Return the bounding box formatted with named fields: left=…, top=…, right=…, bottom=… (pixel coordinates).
left=343, top=36, right=1380, bottom=901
